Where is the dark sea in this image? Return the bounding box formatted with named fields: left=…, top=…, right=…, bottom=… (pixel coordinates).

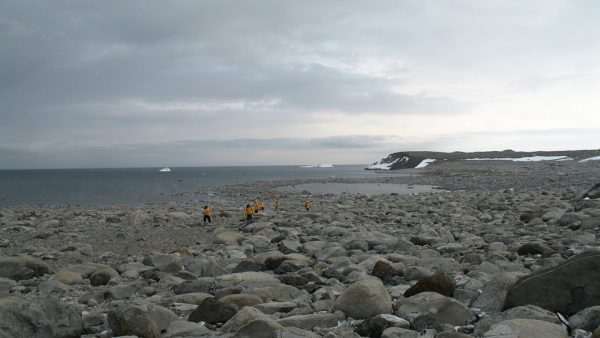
left=0, top=165, right=384, bottom=207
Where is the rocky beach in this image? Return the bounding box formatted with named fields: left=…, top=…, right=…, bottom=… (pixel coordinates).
left=2, top=159, right=600, bottom=338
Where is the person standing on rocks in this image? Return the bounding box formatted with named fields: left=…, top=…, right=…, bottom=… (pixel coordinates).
left=275, top=197, right=280, bottom=210
left=203, top=206, right=212, bottom=224
left=245, top=204, right=253, bottom=221
left=304, top=200, right=313, bottom=211
left=253, top=199, right=260, bottom=213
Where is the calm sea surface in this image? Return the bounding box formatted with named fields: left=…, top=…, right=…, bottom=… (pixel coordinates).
left=0, top=165, right=386, bottom=207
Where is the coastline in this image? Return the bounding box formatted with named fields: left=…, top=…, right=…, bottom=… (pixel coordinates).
left=1, top=159, right=600, bottom=336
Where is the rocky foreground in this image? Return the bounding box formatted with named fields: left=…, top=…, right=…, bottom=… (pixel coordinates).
left=1, top=160, right=600, bottom=338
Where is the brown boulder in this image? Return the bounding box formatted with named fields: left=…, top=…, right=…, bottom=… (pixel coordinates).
left=404, top=273, right=456, bottom=297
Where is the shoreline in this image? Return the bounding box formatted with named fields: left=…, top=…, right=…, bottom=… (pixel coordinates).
left=1, top=160, right=600, bottom=337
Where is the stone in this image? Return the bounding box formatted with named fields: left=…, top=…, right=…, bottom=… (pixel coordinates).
left=482, top=319, right=568, bottom=338
left=219, top=293, right=263, bottom=308
left=89, top=267, right=120, bottom=286
left=371, top=260, right=400, bottom=283
left=221, top=306, right=281, bottom=333
left=569, top=306, right=600, bottom=332
left=162, top=320, right=213, bottom=338
left=277, top=312, right=342, bottom=330
left=0, top=256, right=49, bottom=281
left=54, top=269, right=85, bottom=285
left=0, top=295, right=83, bottom=338
left=173, top=277, right=217, bottom=295
left=474, top=305, right=561, bottom=336
left=503, top=251, right=600, bottom=315
left=381, top=327, right=420, bottom=338
left=0, top=277, right=17, bottom=294
left=396, top=292, right=475, bottom=331
left=403, top=273, right=456, bottom=297
left=254, top=302, right=298, bottom=315
left=335, top=278, right=393, bottom=319
left=213, top=231, right=244, bottom=245
left=108, top=300, right=178, bottom=338
left=517, top=242, right=556, bottom=257
left=142, top=252, right=182, bottom=273
left=104, top=281, right=148, bottom=300
left=584, top=183, right=600, bottom=199
left=188, top=297, right=238, bottom=324
left=355, top=314, right=410, bottom=338
left=472, top=272, right=525, bottom=314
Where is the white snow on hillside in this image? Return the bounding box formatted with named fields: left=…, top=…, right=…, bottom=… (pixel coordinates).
left=579, top=156, right=600, bottom=163
left=415, top=159, right=436, bottom=168
left=366, top=156, right=408, bottom=170
left=465, top=156, right=569, bottom=162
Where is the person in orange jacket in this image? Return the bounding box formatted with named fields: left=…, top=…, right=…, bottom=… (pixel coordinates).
left=203, top=205, right=212, bottom=224
left=245, top=204, right=254, bottom=221
left=304, top=200, right=313, bottom=211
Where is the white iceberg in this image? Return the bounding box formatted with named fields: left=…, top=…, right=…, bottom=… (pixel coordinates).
left=158, top=167, right=171, bottom=172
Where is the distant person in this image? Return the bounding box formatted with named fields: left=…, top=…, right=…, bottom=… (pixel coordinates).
left=254, top=199, right=260, bottom=213
left=203, top=205, right=212, bottom=224
left=245, top=204, right=254, bottom=221
left=304, top=200, right=313, bottom=211
left=275, top=198, right=280, bottom=210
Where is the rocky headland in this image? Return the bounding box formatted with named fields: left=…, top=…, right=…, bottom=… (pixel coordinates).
left=1, top=159, right=600, bottom=338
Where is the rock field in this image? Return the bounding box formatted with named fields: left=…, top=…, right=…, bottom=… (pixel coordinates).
left=1, top=159, right=600, bottom=338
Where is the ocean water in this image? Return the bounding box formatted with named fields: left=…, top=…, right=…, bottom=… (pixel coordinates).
left=0, top=165, right=385, bottom=207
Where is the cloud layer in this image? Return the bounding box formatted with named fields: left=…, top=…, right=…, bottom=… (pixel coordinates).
left=1, top=1, right=599, bottom=168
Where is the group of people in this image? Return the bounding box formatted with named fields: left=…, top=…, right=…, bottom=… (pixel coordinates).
left=201, top=194, right=313, bottom=225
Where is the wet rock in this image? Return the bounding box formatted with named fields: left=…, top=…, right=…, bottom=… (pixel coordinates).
left=355, top=314, right=410, bottom=338
left=277, top=312, right=343, bottom=330
left=221, top=306, right=281, bottom=333
left=162, top=320, right=213, bottom=338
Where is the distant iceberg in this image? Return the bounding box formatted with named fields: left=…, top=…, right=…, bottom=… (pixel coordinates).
left=300, top=164, right=334, bottom=168
left=158, top=167, right=171, bottom=172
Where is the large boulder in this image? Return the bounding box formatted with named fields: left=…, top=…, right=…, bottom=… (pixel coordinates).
left=142, top=252, right=182, bottom=273
left=0, top=256, right=49, bottom=281
left=396, top=292, right=475, bottom=331
left=472, top=272, right=525, bottom=314
left=0, top=295, right=82, bottom=338
left=108, top=300, right=178, bottom=338
left=503, top=251, right=600, bottom=315
left=335, top=278, right=393, bottom=319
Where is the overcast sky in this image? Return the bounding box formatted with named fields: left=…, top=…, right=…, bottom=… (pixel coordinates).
left=1, top=1, right=599, bottom=169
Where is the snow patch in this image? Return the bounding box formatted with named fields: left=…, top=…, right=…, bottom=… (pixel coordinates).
left=366, top=156, right=408, bottom=170
left=465, top=156, right=569, bottom=162
left=579, top=156, right=600, bottom=163
left=301, top=164, right=334, bottom=168
left=415, top=159, right=436, bottom=168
